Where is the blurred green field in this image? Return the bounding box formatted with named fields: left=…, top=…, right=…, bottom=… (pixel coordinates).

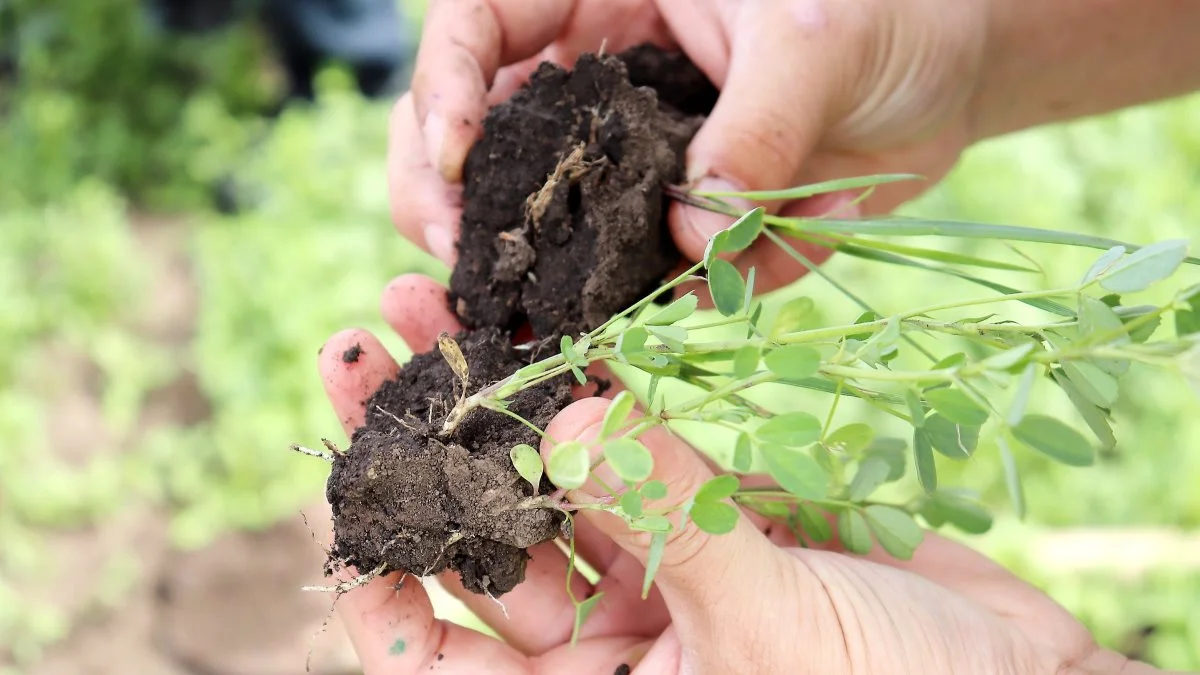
left=1, top=1, right=1197, bottom=671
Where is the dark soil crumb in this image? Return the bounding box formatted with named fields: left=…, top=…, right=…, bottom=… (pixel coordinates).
left=449, top=46, right=717, bottom=339
left=341, top=343, right=363, bottom=364
left=324, top=45, right=717, bottom=598
left=614, top=665, right=631, bottom=675
left=327, top=328, right=572, bottom=595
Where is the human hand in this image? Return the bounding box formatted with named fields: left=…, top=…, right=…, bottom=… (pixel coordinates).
left=391, top=0, right=990, bottom=292
left=316, top=274, right=1147, bottom=675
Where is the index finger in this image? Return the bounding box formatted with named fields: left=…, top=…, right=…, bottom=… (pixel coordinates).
left=412, top=0, right=578, bottom=182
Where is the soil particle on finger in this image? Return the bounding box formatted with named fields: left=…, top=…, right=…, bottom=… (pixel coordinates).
left=449, top=47, right=717, bottom=339
left=341, top=344, right=363, bottom=363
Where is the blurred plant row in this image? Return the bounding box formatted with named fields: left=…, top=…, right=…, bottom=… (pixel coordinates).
left=0, top=0, right=1196, bottom=669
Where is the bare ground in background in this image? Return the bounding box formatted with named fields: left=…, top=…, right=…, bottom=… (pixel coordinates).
left=25, top=216, right=358, bottom=675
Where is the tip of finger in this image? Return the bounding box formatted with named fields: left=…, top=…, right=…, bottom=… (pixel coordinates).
left=319, top=329, right=400, bottom=434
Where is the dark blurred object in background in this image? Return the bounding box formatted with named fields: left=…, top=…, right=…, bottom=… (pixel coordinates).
left=147, top=0, right=412, bottom=100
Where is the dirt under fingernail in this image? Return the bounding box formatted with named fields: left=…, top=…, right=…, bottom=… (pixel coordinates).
left=322, top=45, right=718, bottom=597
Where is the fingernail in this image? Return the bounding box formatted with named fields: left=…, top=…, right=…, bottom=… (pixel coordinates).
left=422, top=223, right=456, bottom=267
left=422, top=112, right=446, bottom=173
left=685, top=177, right=754, bottom=241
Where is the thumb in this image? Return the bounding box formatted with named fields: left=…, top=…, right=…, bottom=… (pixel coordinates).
left=541, top=398, right=781, bottom=616
left=670, top=3, right=846, bottom=262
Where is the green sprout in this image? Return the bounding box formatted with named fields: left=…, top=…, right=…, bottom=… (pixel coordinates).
left=431, top=174, right=1200, bottom=637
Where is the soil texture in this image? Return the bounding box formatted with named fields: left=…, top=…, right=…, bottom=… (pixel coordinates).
left=327, top=328, right=572, bottom=595
left=325, top=45, right=717, bottom=596
left=449, top=48, right=716, bottom=339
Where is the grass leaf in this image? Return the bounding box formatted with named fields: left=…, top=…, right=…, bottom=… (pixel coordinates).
left=696, top=174, right=923, bottom=201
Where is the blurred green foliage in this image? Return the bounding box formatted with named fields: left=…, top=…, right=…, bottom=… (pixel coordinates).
left=0, top=0, right=1196, bottom=669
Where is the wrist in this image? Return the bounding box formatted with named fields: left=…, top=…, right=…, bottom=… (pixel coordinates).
left=967, top=0, right=1200, bottom=143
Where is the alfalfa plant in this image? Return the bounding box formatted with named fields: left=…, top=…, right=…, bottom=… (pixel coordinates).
left=419, top=173, right=1200, bottom=639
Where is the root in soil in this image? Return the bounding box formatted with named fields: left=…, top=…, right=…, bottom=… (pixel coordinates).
left=323, top=45, right=717, bottom=597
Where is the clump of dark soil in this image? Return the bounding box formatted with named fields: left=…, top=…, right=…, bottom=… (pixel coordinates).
left=324, top=45, right=717, bottom=596
left=449, top=47, right=715, bottom=339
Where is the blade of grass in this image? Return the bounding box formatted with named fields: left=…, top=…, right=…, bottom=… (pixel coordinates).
left=694, top=174, right=925, bottom=202
left=776, top=215, right=1200, bottom=264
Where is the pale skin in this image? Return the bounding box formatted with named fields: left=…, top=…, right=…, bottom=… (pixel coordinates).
left=319, top=0, right=1200, bottom=672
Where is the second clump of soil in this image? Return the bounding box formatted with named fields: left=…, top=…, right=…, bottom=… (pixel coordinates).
left=323, top=45, right=717, bottom=596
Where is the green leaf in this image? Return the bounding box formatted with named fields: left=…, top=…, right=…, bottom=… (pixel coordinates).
left=743, top=268, right=758, bottom=315
left=572, top=593, right=605, bottom=645
left=904, top=388, right=926, bottom=427
left=747, top=302, right=764, bottom=338
left=984, top=342, right=1036, bottom=371
left=603, top=438, right=654, bottom=483
left=560, top=335, right=577, bottom=363
left=733, top=345, right=760, bottom=379
left=619, top=490, right=643, bottom=518
left=836, top=236, right=1038, bottom=273
left=1006, top=363, right=1038, bottom=427
left=640, top=479, right=668, bottom=501
left=1080, top=246, right=1126, bottom=285
left=763, top=345, right=821, bottom=379
left=770, top=296, right=815, bottom=336
left=1175, top=284, right=1200, bottom=337
left=864, top=440, right=907, bottom=481
left=1099, top=239, right=1189, bottom=293
left=732, top=433, right=753, bottom=472
left=864, top=505, right=924, bottom=560
left=647, top=324, right=687, bottom=353
left=645, top=292, right=699, bottom=326
left=617, top=326, right=649, bottom=355
left=923, top=491, right=993, bottom=534
left=642, top=532, right=667, bottom=598
left=547, top=441, right=591, bottom=489
left=760, top=444, right=829, bottom=499
left=924, top=388, right=988, bottom=427
left=1062, top=359, right=1119, bottom=408
left=924, top=413, right=979, bottom=459
left=721, top=207, right=766, bottom=252
left=857, top=316, right=900, bottom=365
left=828, top=242, right=1076, bottom=317
left=631, top=514, right=672, bottom=532
left=509, top=444, right=544, bottom=489
left=785, top=215, right=1200, bottom=264
left=837, top=510, right=873, bottom=555
left=707, top=258, right=746, bottom=316
left=848, top=455, right=891, bottom=501
left=933, top=353, right=967, bottom=370
left=825, top=423, right=875, bottom=456
left=697, top=174, right=922, bottom=201
left=755, top=412, right=823, bottom=447
left=794, top=503, right=833, bottom=543
left=913, top=429, right=937, bottom=492
left=997, top=437, right=1026, bottom=520
left=601, top=391, right=637, bottom=439
left=1079, top=295, right=1131, bottom=376
left=695, top=474, right=740, bottom=502
left=569, top=364, right=587, bottom=386
left=1011, top=415, right=1095, bottom=466
left=689, top=501, right=739, bottom=534
left=1051, top=369, right=1117, bottom=449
